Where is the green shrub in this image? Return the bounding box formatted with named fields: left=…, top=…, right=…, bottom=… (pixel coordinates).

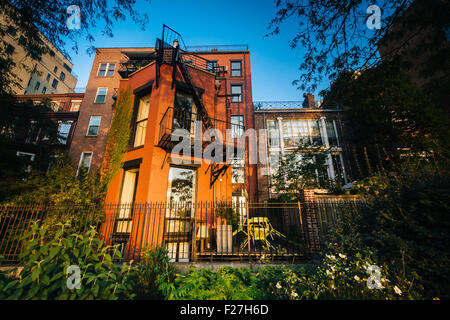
left=326, top=161, right=450, bottom=298
left=168, top=267, right=254, bottom=300
left=129, top=245, right=176, bottom=299
left=0, top=222, right=134, bottom=300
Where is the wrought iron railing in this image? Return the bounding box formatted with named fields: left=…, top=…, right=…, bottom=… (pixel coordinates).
left=0, top=198, right=367, bottom=264
left=253, top=101, right=305, bottom=110
left=186, top=44, right=249, bottom=52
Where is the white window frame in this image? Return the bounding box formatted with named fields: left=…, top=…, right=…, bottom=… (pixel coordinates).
left=231, top=115, right=244, bottom=138
left=97, top=63, right=116, bottom=77
left=77, top=152, right=93, bottom=175
left=70, top=100, right=82, bottom=111
left=57, top=120, right=73, bottom=144
left=16, top=151, right=35, bottom=173
left=230, top=84, right=243, bottom=103
left=94, top=87, right=108, bottom=103
left=86, top=116, right=101, bottom=136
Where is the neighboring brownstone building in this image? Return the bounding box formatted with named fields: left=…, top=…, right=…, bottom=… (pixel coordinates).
left=68, top=47, right=152, bottom=174
left=12, top=92, right=83, bottom=171
left=254, top=94, right=348, bottom=202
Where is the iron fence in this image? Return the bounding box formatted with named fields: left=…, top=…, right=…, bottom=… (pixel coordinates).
left=0, top=198, right=367, bottom=265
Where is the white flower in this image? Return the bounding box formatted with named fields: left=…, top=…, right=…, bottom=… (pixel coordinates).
left=339, top=253, right=346, bottom=259
left=394, top=286, right=402, bottom=295
left=291, top=291, right=298, bottom=298
left=326, top=269, right=332, bottom=276
left=331, top=284, right=336, bottom=290
left=276, top=282, right=281, bottom=289
left=354, top=275, right=360, bottom=281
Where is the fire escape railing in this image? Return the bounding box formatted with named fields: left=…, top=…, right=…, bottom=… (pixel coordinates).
left=157, top=106, right=245, bottom=154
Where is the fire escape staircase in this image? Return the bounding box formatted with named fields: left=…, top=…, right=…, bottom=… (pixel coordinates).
left=155, top=25, right=231, bottom=187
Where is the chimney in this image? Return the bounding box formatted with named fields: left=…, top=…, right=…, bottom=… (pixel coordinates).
left=302, top=93, right=315, bottom=108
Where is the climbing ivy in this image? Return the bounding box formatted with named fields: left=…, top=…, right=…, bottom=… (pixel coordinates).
left=100, top=87, right=134, bottom=190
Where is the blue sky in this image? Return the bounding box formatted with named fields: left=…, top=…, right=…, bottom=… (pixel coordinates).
left=65, top=0, right=333, bottom=101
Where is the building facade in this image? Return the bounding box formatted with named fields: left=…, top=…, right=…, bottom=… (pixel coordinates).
left=70, top=45, right=255, bottom=203
left=12, top=92, right=83, bottom=171
left=254, top=95, right=348, bottom=202
left=1, top=13, right=77, bottom=95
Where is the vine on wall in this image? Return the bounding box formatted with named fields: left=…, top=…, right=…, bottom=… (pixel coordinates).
left=100, top=87, right=134, bottom=191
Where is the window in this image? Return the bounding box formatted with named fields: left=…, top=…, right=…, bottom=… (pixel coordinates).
left=94, top=87, right=107, bottom=103
left=326, top=120, right=339, bottom=146
left=230, top=84, right=243, bottom=102
left=34, top=81, right=40, bottom=90
left=206, top=60, right=218, bottom=73
left=46, top=74, right=50, bottom=81
left=57, top=121, right=72, bottom=144
left=6, top=44, right=15, bottom=55
left=116, top=168, right=139, bottom=233
left=86, top=116, right=101, bottom=136
left=7, top=26, right=17, bottom=37
left=77, top=152, right=93, bottom=175
left=173, top=90, right=197, bottom=136
left=63, top=63, right=72, bottom=73
left=269, top=152, right=281, bottom=177
left=49, top=50, right=55, bottom=57
left=230, top=60, right=242, bottom=77
left=25, top=121, right=39, bottom=144
left=16, top=152, right=35, bottom=174
left=133, top=94, right=150, bottom=147
left=51, top=79, right=58, bottom=89
left=60, top=72, right=65, bottom=81
left=231, top=115, right=244, bottom=138
left=166, top=166, right=196, bottom=262
left=97, top=63, right=115, bottom=77
left=281, top=119, right=323, bottom=147
left=267, top=120, right=280, bottom=147
left=42, top=87, right=47, bottom=94
left=232, top=157, right=245, bottom=184
left=53, top=66, right=58, bottom=73
left=107, top=64, right=116, bottom=76
left=70, top=100, right=82, bottom=111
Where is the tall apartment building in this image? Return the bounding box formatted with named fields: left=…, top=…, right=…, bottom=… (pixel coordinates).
left=1, top=12, right=77, bottom=95
left=70, top=43, right=255, bottom=203
left=254, top=94, right=348, bottom=202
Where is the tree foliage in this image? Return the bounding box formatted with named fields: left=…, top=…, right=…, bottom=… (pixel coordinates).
left=5, top=151, right=104, bottom=205
left=0, top=0, right=150, bottom=95
left=268, top=0, right=450, bottom=93
left=321, top=62, right=450, bottom=178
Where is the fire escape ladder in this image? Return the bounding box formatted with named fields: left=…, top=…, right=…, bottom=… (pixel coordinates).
left=175, top=56, right=213, bottom=131
left=155, top=25, right=231, bottom=187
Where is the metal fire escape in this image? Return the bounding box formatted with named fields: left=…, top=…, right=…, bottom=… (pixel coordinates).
left=155, top=25, right=230, bottom=187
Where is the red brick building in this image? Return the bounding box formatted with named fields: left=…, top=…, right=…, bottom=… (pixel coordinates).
left=69, top=41, right=255, bottom=202
left=13, top=92, right=83, bottom=171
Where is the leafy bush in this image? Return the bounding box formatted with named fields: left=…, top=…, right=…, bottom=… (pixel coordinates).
left=250, top=265, right=314, bottom=299
left=0, top=222, right=134, bottom=300
left=168, top=267, right=254, bottom=300
left=326, top=161, right=450, bottom=298
left=129, top=245, right=176, bottom=299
